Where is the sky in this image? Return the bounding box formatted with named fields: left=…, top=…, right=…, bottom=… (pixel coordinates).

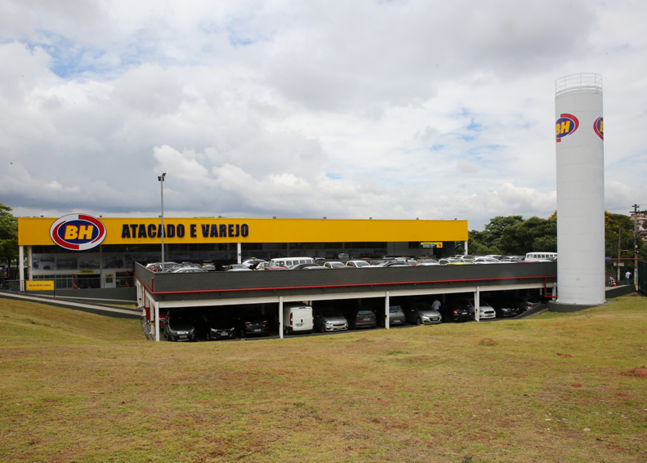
left=0, top=0, right=645, bottom=231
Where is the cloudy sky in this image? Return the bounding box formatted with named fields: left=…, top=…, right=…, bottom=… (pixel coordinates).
left=0, top=0, right=645, bottom=230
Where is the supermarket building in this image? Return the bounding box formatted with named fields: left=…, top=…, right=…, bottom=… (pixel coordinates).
left=17, top=215, right=468, bottom=290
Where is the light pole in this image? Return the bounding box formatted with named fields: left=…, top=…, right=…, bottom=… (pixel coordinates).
left=158, top=173, right=166, bottom=263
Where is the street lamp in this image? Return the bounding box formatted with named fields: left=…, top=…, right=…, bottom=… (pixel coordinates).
left=158, top=173, right=166, bottom=263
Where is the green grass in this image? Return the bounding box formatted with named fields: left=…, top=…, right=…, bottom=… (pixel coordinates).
left=0, top=294, right=646, bottom=462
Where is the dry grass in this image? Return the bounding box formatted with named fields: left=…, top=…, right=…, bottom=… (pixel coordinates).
left=0, top=294, right=646, bottom=462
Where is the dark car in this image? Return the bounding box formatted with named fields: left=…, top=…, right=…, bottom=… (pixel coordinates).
left=487, top=298, right=517, bottom=318
left=290, top=263, right=325, bottom=270
left=164, top=310, right=197, bottom=342
left=343, top=306, right=377, bottom=330
left=401, top=301, right=442, bottom=325
left=441, top=299, right=473, bottom=323
left=236, top=313, right=270, bottom=338
left=200, top=313, right=237, bottom=340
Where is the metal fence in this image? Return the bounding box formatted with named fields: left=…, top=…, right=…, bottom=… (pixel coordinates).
left=1, top=280, right=21, bottom=291
left=1, top=277, right=135, bottom=291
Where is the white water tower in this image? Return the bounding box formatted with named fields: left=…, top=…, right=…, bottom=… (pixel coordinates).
left=555, top=73, right=605, bottom=306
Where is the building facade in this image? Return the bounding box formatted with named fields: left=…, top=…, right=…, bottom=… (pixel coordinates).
left=18, top=215, right=468, bottom=289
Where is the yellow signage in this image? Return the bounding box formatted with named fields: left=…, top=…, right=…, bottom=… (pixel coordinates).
left=19, top=217, right=468, bottom=246
left=79, top=270, right=95, bottom=274
left=26, top=281, right=55, bottom=291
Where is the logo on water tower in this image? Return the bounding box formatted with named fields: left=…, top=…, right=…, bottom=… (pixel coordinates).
left=50, top=214, right=107, bottom=251
left=555, top=113, right=579, bottom=142
left=593, top=117, right=603, bottom=140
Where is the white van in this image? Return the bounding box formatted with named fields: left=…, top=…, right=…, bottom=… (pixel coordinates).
left=283, top=303, right=314, bottom=334
left=269, top=257, right=314, bottom=268
left=525, top=252, right=557, bottom=262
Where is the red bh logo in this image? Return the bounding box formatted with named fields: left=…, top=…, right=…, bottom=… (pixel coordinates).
left=555, top=113, right=579, bottom=142
left=50, top=214, right=107, bottom=251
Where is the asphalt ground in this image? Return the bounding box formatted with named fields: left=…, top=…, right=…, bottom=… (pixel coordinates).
left=0, top=290, right=141, bottom=319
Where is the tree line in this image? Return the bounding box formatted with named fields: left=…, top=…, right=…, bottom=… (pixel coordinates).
left=457, top=212, right=646, bottom=260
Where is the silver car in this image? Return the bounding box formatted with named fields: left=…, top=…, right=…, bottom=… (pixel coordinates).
left=376, top=305, right=407, bottom=327
left=313, top=307, right=349, bottom=332
left=402, top=302, right=442, bottom=325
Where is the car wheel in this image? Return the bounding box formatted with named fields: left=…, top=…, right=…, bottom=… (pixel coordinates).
left=416, top=317, right=422, bottom=325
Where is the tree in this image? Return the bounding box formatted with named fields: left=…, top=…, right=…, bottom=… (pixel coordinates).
left=604, top=212, right=635, bottom=259
left=498, top=216, right=557, bottom=255
left=0, top=203, right=18, bottom=264
left=481, top=216, right=524, bottom=249
left=458, top=215, right=525, bottom=255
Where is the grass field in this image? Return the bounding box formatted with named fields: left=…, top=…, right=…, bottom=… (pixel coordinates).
left=0, top=294, right=646, bottom=462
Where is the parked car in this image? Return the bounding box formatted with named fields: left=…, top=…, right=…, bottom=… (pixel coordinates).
left=313, top=307, right=349, bottom=332
left=473, top=257, right=500, bottom=264
left=343, top=306, right=377, bottom=329
left=260, top=266, right=288, bottom=271
left=269, top=257, right=315, bottom=268
left=164, top=310, right=197, bottom=342
left=486, top=298, right=517, bottom=318
left=290, top=263, right=325, bottom=270
left=169, top=266, right=208, bottom=273
left=201, top=260, right=216, bottom=271
left=516, top=293, right=545, bottom=311
left=373, top=305, right=407, bottom=327
left=146, top=261, right=178, bottom=272
left=225, top=264, right=252, bottom=272
left=283, top=304, right=314, bottom=334
left=449, top=298, right=496, bottom=320
left=401, top=301, right=442, bottom=325
left=199, top=313, right=237, bottom=340
left=323, top=261, right=346, bottom=269
left=441, top=299, right=474, bottom=322
left=236, top=312, right=270, bottom=338
left=167, top=262, right=202, bottom=272
left=346, top=260, right=371, bottom=268
left=242, top=258, right=267, bottom=269
left=371, top=261, right=408, bottom=267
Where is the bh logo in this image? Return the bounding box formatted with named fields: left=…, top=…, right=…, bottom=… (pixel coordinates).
left=594, top=117, right=603, bottom=140
left=555, top=113, right=579, bottom=142
left=50, top=214, right=107, bottom=251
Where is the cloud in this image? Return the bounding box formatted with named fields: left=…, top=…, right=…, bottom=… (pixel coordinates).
left=0, top=0, right=644, bottom=231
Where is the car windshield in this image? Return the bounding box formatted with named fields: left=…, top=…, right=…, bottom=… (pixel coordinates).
left=389, top=306, right=403, bottom=313
left=358, top=310, right=373, bottom=316
left=354, top=261, right=369, bottom=267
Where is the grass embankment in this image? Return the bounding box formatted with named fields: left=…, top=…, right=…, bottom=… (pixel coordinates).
left=0, top=295, right=646, bottom=462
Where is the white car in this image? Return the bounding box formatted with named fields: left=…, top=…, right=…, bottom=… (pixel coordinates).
left=452, top=298, right=496, bottom=320
left=475, top=304, right=496, bottom=319
left=346, top=260, right=371, bottom=268
left=473, top=257, right=500, bottom=264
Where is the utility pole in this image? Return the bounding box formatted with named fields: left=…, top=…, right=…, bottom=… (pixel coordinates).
left=631, top=204, right=639, bottom=289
